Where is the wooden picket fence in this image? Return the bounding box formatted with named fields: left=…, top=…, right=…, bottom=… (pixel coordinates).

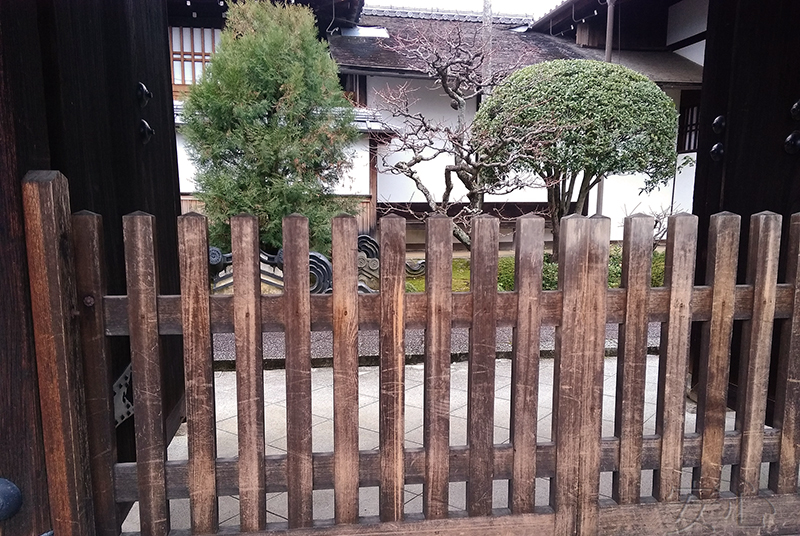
left=22, top=171, right=800, bottom=536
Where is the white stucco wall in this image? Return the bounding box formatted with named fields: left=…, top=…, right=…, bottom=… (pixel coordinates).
left=176, top=132, right=198, bottom=193
left=369, top=75, right=548, bottom=205
left=335, top=136, right=371, bottom=196
left=668, top=0, right=708, bottom=66
left=369, top=74, right=696, bottom=241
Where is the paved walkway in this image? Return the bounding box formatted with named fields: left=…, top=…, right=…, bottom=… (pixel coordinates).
left=122, top=353, right=737, bottom=531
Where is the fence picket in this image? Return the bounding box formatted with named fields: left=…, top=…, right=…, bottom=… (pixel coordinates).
left=283, top=215, right=314, bottom=527
left=231, top=215, right=266, bottom=531
left=72, top=211, right=119, bottom=536
left=732, top=212, right=781, bottom=496
left=177, top=213, right=218, bottom=533
left=654, top=213, right=697, bottom=502
left=379, top=215, right=406, bottom=522
left=552, top=215, right=609, bottom=535
left=466, top=216, right=499, bottom=517
left=613, top=214, right=653, bottom=505
left=332, top=215, right=360, bottom=524
left=769, top=213, right=800, bottom=493
left=23, top=172, right=97, bottom=536
left=123, top=212, right=169, bottom=536
left=423, top=215, right=453, bottom=520
left=692, top=212, right=739, bottom=499
left=509, top=215, right=544, bottom=514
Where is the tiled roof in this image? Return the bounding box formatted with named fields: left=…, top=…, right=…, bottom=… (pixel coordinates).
left=328, top=11, right=702, bottom=86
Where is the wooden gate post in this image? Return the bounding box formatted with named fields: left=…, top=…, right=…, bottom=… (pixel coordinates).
left=22, top=170, right=96, bottom=536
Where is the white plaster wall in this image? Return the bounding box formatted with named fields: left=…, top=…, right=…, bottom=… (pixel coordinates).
left=335, top=136, right=371, bottom=196
left=668, top=0, right=708, bottom=66
left=588, top=155, right=696, bottom=241
left=370, top=75, right=547, bottom=204
left=675, top=41, right=706, bottom=66
left=176, top=132, right=198, bottom=193
left=667, top=0, right=708, bottom=45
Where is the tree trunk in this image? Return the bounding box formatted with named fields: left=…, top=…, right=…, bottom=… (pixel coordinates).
left=547, top=184, right=563, bottom=262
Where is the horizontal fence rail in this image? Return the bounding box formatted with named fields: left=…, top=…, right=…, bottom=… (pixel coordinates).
left=21, top=171, right=800, bottom=536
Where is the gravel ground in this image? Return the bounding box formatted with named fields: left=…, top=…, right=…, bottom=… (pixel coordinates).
left=212, top=323, right=664, bottom=363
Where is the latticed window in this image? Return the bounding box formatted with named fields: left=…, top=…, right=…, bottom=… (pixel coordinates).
left=170, top=27, right=221, bottom=97
left=677, top=90, right=701, bottom=153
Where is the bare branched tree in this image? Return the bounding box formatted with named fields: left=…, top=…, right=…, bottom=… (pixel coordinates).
left=375, top=22, right=556, bottom=248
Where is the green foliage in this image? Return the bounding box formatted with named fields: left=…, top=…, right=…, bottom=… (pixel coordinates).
left=607, top=245, right=623, bottom=288
left=651, top=250, right=666, bottom=287
left=497, top=256, right=516, bottom=291
left=542, top=253, right=559, bottom=290
left=182, top=1, right=357, bottom=252
left=474, top=59, right=679, bottom=190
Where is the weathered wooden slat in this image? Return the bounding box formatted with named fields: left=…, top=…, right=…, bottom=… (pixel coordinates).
left=552, top=215, right=609, bottom=536
left=552, top=215, right=588, bottom=535
left=732, top=212, right=781, bottom=496
left=160, top=510, right=556, bottom=536
left=379, top=215, right=406, bottom=522
left=231, top=215, right=266, bottom=531
left=612, top=214, right=653, bottom=505
left=72, top=211, right=119, bottom=536
left=769, top=213, right=800, bottom=493
left=123, top=211, right=169, bottom=536
left=598, top=493, right=800, bottom=536
left=509, top=215, right=543, bottom=514
left=332, top=215, right=360, bottom=524
left=115, top=428, right=787, bottom=501
left=654, top=213, right=697, bottom=502
left=466, top=216, right=499, bottom=517
left=283, top=215, right=314, bottom=528
left=100, top=283, right=798, bottom=336
left=578, top=216, right=610, bottom=534
left=177, top=213, right=218, bottom=533
left=692, top=212, right=739, bottom=499
left=422, top=215, right=453, bottom=520
left=22, top=171, right=97, bottom=536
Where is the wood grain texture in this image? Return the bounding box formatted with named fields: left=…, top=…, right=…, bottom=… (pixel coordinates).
left=114, top=428, right=787, bottom=501
left=177, top=214, right=218, bottom=533
left=332, top=215, right=360, bottom=524
left=732, top=212, right=781, bottom=496
left=509, top=215, right=543, bottom=514
left=654, top=213, right=697, bottom=503
left=283, top=215, right=314, bottom=528
left=578, top=216, right=609, bottom=534
left=72, top=211, right=119, bottom=536
left=22, top=171, right=97, bottom=536
left=379, top=216, right=406, bottom=522
left=692, top=212, right=739, bottom=499
left=231, top=215, right=266, bottom=531
left=466, top=216, right=499, bottom=517
left=123, top=211, right=168, bottom=536
left=552, top=215, right=609, bottom=535
left=101, top=283, right=799, bottom=336
left=769, top=213, right=800, bottom=493
left=423, top=215, right=453, bottom=519
left=612, top=214, right=653, bottom=505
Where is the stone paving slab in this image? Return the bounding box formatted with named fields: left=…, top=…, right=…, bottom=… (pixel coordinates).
left=122, top=354, right=736, bottom=532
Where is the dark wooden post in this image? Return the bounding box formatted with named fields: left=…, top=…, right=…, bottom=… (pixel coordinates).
left=21, top=171, right=96, bottom=536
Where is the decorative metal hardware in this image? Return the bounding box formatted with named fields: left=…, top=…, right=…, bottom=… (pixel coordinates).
left=113, top=363, right=134, bottom=427
left=791, top=99, right=800, bottom=121
left=712, top=115, right=726, bottom=134
left=785, top=131, right=800, bottom=154
left=136, top=82, right=153, bottom=108
left=139, top=119, right=154, bottom=144
left=0, top=478, right=23, bottom=522
left=710, top=142, right=724, bottom=162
